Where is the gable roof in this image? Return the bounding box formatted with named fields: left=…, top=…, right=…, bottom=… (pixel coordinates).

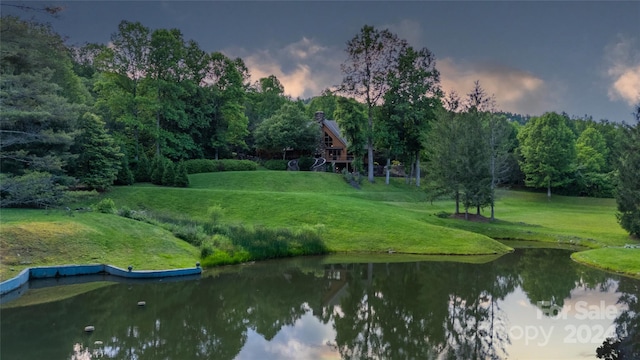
left=324, top=119, right=348, bottom=146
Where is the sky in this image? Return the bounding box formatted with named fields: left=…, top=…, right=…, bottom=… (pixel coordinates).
left=4, top=1, right=640, bottom=122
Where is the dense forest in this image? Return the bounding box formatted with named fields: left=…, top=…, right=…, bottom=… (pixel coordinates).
left=1, top=16, right=638, bottom=235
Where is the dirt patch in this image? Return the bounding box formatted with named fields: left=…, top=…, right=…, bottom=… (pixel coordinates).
left=450, top=213, right=492, bottom=222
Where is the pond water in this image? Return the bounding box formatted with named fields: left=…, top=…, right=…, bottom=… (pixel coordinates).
left=1, top=249, right=638, bottom=360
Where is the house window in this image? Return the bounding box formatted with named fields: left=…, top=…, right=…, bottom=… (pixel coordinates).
left=324, top=132, right=333, bottom=147
left=327, top=149, right=341, bottom=160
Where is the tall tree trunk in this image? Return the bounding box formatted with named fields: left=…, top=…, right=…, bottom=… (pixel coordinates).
left=415, top=151, right=421, bottom=187
left=367, top=141, right=374, bottom=183
left=155, top=112, right=160, bottom=156
left=547, top=178, right=551, bottom=198
left=385, top=157, right=390, bottom=185
left=367, top=110, right=375, bottom=183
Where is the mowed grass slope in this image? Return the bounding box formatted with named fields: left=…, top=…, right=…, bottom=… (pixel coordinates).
left=0, top=209, right=200, bottom=280
left=102, top=171, right=511, bottom=255
left=2, top=171, right=636, bottom=280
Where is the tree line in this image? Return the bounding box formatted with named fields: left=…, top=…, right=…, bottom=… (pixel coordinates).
left=1, top=16, right=638, bottom=235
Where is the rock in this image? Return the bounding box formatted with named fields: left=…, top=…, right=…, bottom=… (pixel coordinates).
left=94, top=341, right=103, bottom=346
left=84, top=326, right=95, bottom=332
left=137, top=301, right=146, bottom=307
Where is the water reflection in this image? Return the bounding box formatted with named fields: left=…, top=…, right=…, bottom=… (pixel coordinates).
left=1, top=249, right=638, bottom=359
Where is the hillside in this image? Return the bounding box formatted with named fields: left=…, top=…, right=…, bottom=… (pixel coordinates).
left=3, top=170, right=637, bottom=280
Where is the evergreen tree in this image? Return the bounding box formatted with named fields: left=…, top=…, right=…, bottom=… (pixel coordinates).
left=69, top=112, right=123, bottom=191
left=616, top=104, right=640, bottom=237
left=162, top=160, right=176, bottom=186
left=150, top=156, right=165, bottom=185
left=134, top=151, right=151, bottom=182
left=115, top=154, right=135, bottom=185
left=174, top=161, right=190, bottom=187
left=1, top=17, right=84, bottom=176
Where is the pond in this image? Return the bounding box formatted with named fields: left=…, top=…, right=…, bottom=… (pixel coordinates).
left=1, top=248, right=638, bottom=360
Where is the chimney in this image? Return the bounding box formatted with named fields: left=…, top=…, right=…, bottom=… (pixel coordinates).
left=315, top=111, right=325, bottom=124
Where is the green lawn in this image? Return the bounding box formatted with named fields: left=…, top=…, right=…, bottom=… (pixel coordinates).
left=571, top=248, right=640, bottom=278
left=0, top=209, right=200, bottom=280
left=2, top=171, right=638, bottom=280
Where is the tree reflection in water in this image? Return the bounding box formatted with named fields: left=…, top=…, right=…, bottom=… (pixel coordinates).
left=1, top=249, right=638, bottom=360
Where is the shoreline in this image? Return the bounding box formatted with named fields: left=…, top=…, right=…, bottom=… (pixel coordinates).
left=0, top=263, right=201, bottom=299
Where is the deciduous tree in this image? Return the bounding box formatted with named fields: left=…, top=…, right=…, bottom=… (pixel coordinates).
left=334, top=97, right=367, bottom=172
left=518, top=112, right=576, bottom=198
left=340, top=25, right=406, bottom=183
left=254, top=103, right=320, bottom=159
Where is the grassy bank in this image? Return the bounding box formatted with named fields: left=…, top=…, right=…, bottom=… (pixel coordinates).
left=571, top=248, right=640, bottom=278
left=0, top=210, right=199, bottom=280
left=2, top=171, right=637, bottom=280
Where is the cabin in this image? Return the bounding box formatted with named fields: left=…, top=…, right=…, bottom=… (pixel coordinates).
left=315, top=111, right=355, bottom=172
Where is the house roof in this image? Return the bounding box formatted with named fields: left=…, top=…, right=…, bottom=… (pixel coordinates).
left=324, top=120, right=348, bottom=146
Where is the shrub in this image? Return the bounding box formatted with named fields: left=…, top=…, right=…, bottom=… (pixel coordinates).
left=174, top=162, right=190, bottom=187
left=115, top=155, right=135, bottom=185
left=298, top=156, right=315, bottom=171
left=207, top=204, right=224, bottom=224
left=200, top=245, right=214, bottom=259
left=171, top=223, right=207, bottom=246
left=134, top=152, right=152, bottom=182
left=118, top=206, right=133, bottom=218
left=201, top=249, right=252, bottom=267
left=263, top=159, right=288, bottom=170
left=94, top=198, right=116, bottom=214
left=162, top=161, right=176, bottom=186
left=183, top=159, right=257, bottom=174
left=150, top=157, right=165, bottom=185
left=341, top=169, right=363, bottom=189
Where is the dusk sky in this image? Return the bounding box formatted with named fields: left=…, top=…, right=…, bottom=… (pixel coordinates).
left=4, top=1, right=640, bottom=122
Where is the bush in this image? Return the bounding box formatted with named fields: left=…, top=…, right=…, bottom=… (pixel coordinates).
left=341, top=169, right=363, bottom=189
left=174, top=162, right=190, bottom=187
left=162, top=161, right=176, bottom=186
left=263, top=159, right=288, bottom=170
left=118, top=206, right=133, bottom=218
left=298, top=156, right=315, bottom=171
left=134, top=152, right=151, bottom=182
left=201, top=249, right=252, bottom=267
left=150, top=157, right=165, bottom=185
left=114, top=155, right=135, bottom=185
left=94, top=198, right=116, bottom=214
left=171, top=223, right=207, bottom=246
left=183, top=159, right=257, bottom=174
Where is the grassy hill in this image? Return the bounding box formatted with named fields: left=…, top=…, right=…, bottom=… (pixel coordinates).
left=1, top=170, right=638, bottom=280
left=90, top=171, right=511, bottom=255
left=0, top=210, right=200, bottom=280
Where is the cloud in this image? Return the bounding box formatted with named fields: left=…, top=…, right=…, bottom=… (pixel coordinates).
left=605, top=35, right=640, bottom=106
left=226, top=37, right=341, bottom=99
left=438, top=58, right=555, bottom=115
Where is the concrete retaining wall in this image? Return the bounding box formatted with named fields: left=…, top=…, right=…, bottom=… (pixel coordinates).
left=0, top=264, right=202, bottom=296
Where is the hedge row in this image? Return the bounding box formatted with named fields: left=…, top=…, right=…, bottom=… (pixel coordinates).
left=183, top=159, right=257, bottom=174
left=263, top=159, right=289, bottom=170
